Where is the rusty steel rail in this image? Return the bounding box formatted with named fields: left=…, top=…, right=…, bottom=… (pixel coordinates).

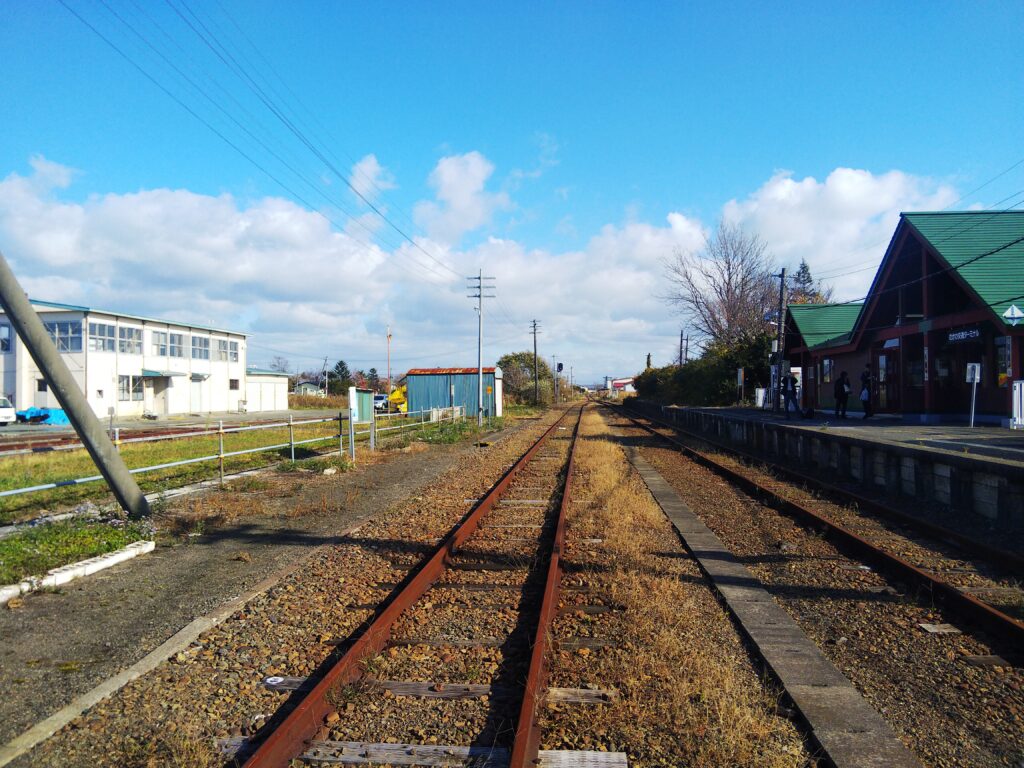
left=243, top=406, right=584, bottom=768
left=614, top=405, right=1024, bottom=650
left=628, top=405, right=1024, bottom=576
left=509, top=404, right=583, bottom=767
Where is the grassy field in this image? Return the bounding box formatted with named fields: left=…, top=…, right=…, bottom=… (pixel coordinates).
left=0, top=418, right=343, bottom=523
left=0, top=412, right=502, bottom=524
left=288, top=393, right=349, bottom=409
left=0, top=518, right=149, bottom=585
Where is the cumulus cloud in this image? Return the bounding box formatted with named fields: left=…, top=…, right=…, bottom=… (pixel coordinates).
left=0, top=158, right=390, bottom=341
left=348, top=153, right=396, bottom=204
left=0, top=156, right=965, bottom=380
left=723, top=168, right=957, bottom=298
left=414, top=151, right=511, bottom=245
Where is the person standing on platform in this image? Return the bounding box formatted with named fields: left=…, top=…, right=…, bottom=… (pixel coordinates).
left=860, top=364, right=874, bottom=419
left=834, top=371, right=850, bottom=419
left=782, top=371, right=801, bottom=419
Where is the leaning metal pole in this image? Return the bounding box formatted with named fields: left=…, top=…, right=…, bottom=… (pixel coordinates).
left=0, top=250, right=150, bottom=518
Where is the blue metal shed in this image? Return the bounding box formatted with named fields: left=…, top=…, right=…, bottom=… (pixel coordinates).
left=405, top=367, right=503, bottom=417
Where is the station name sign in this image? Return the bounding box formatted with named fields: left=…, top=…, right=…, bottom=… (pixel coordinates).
left=947, top=326, right=981, bottom=344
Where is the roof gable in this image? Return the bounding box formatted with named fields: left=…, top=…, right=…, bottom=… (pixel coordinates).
left=788, top=302, right=863, bottom=348
left=903, top=211, right=1024, bottom=324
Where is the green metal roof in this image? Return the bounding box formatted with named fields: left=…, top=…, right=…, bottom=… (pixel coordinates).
left=246, top=367, right=291, bottom=377
left=902, top=211, right=1024, bottom=324
left=788, top=302, right=864, bottom=349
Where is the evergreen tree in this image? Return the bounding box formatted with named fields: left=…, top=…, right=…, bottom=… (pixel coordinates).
left=789, top=259, right=834, bottom=304
left=332, top=360, right=353, bottom=390
left=368, top=368, right=380, bottom=390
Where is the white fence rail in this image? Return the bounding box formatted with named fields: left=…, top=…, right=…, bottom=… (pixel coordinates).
left=0, top=407, right=465, bottom=500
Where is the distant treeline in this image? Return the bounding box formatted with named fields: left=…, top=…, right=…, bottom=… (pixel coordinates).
left=631, top=333, right=772, bottom=407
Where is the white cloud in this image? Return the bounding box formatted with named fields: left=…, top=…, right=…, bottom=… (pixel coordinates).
left=723, top=168, right=957, bottom=298
left=0, top=157, right=965, bottom=381
left=349, top=154, right=396, bottom=204
left=414, top=151, right=511, bottom=245
left=509, top=132, right=560, bottom=185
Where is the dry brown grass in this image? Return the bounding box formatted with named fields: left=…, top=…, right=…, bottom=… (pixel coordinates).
left=123, top=716, right=223, bottom=768
left=288, top=393, right=349, bottom=409
left=543, top=408, right=809, bottom=767
left=156, top=491, right=269, bottom=537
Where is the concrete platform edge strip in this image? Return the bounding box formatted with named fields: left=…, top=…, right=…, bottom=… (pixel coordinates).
left=0, top=519, right=369, bottom=768
left=624, top=446, right=922, bottom=768
left=0, top=539, right=155, bottom=607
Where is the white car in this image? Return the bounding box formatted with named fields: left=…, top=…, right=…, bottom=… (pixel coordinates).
left=373, top=393, right=389, bottom=412
left=0, top=396, right=14, bottom=427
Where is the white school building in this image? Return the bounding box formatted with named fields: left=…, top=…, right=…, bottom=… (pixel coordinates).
left=0, top=300, right=289, bottom=417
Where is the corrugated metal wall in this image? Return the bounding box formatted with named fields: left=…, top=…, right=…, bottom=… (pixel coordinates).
left=407, top=372, right=498, bottom=416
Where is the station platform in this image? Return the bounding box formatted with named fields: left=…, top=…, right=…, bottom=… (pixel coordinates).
left=695, top=407, right=1024, bottom=468
left=626, top=401, right=1024, bottom=538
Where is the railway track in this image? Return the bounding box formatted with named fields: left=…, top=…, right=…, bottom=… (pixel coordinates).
left=607, top=406, right=1024, bottom=766
left=615, top=404, right=1024, bottom=650
left=227, top=404, right=626, bottom=767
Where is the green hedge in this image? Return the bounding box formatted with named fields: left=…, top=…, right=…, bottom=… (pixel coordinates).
left=632, top=334, right=773, bottom=406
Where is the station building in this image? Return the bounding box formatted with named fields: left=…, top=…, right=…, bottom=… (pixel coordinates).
left=785, top=210, right=1024, bottom=423
left=0, top=299, right=289, bottom=417
left=405, top=367, right=503, bottom=418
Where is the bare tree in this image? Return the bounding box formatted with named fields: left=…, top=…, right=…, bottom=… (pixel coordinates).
left=269, top=356, right=291, bottom=373
left=663, top=221, right=776, bottom=347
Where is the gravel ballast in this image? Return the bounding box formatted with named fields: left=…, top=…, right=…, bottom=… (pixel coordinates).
left=7, top=412, right=562, bottom=767
left=609, top=412, right=1024, bottom=768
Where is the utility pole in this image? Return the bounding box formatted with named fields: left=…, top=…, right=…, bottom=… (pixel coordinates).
left=679, top=329, right=684, bottom=366
left=322, top=356, right=329, bottom=397
left=386, top=325, right=392, bottom=395
left=684, top=334, right=689, bottom=364
left=570, top=366, right=574, bottom=399
left=0, top=250, right=149, bottom=518
left=773, top=267, right=787, bottom=413
left=530, top=319, right=541, bottom=405
left=467, top=270, right=496, bottom=427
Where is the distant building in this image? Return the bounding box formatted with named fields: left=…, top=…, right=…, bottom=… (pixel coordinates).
left=405, top=367, right=503, bottom=417
left=0, top=299, right=285, bottom=417
left=245, top=368, right=290, bottom=412
left=604, top=376, right=635, bottom=397
left=293, top=381, right=323, bottom=396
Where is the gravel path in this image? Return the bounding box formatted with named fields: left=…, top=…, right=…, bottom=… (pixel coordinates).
left=608, top=412, right=1024, bottom=768
left=10, top=412, right=561, bottom=767
left=0, top=429, right=512, bottom=751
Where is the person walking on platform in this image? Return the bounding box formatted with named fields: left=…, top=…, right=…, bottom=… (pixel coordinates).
left=860, top=364, right=874, bottom=419
left=782, top=371, right=801, bottom=419
left=834, top=371, right=850, bottom=418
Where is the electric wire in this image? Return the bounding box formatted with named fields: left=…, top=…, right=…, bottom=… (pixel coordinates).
left=62, top=0, right=453, bottom=284
left=165, top=0, right=464, bottom=281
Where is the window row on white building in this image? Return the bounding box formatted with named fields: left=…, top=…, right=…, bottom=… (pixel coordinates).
left=0, top=300, right=288, bottom=418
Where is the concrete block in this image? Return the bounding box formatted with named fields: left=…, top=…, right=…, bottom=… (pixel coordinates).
left=972, top=472, right=999, bottom=519
left=933, top=465, right=952, bottom=505
left=849, top=446, right=863, bottom=481
left=901, top=456, right=915, bottom=496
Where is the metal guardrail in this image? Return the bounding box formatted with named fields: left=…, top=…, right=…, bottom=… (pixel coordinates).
left=0, top=407, right=465, bottom=500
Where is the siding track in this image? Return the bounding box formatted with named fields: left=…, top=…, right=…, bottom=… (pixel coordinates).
left=617, top=405, right=1024, bottom=648
left=610, top=404, right=1024, bottom=767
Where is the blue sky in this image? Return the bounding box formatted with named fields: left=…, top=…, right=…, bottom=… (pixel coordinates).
left=1, top=2, right=1022, bottom=381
